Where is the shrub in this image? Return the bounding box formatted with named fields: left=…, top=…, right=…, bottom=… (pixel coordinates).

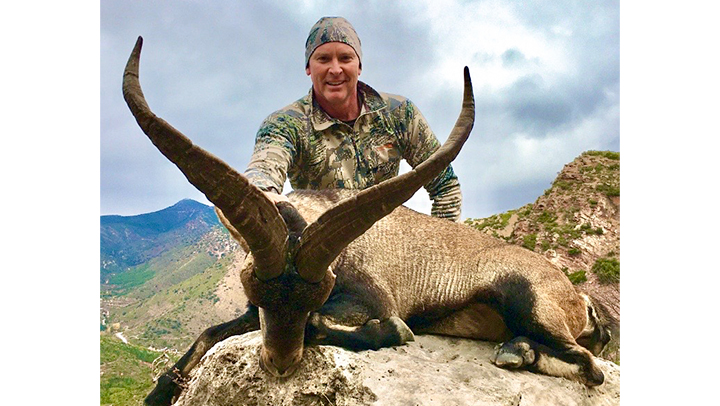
left=597, top=182, right=620, bottom=197
left=580, top=223, right=604, bottom=236
left=565, top=270, right=587, bottom=284
left=522, top=234, right=537, bottom=251
left=553, top=180, right=574, bottom=190
left=593, top=257, right=620, bottom=283
left=585, top=150, right=620, bottom=160
left=540, top=239, right=551, bottom=252
left=568, top=247, right=582, bottom=256
left=537, top=211, right=557, bottom=224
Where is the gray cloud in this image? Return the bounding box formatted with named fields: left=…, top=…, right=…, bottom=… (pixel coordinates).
left=501, top=48, right=527, bottom=67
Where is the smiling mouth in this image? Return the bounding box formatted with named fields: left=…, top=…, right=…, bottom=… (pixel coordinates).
left=327, top=80, right=345, bottom=86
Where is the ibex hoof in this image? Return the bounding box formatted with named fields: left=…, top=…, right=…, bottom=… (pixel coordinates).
left=144, top=373, right=182, bottom=406
left=387, top=316, right=415, bottom=343
left=492, top=338, right=536, bottom=369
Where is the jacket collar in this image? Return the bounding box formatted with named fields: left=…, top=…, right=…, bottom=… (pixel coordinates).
left=309, top=81, right=387, bottom=131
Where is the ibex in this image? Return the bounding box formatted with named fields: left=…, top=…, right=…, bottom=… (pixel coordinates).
left=123, top=37, right=611, bottom=406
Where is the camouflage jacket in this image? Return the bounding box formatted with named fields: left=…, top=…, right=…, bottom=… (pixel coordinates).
left=245, top=81, right=462, bottom=221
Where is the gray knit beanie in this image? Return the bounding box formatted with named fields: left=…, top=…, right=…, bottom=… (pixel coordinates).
left=305, top=17, right=362, bottom=67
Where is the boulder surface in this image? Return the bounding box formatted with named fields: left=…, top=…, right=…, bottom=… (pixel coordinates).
left=174, top=331, right=620, bottom=406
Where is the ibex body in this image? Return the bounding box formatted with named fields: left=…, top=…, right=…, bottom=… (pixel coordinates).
left=249, top=189, right=610, bottom=381
left=122, top=38, right=610, bottom=406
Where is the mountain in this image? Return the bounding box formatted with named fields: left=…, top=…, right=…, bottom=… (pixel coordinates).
left=100, top=198, right=245, bottom=350
left=100, top=199, right=220, bottom=279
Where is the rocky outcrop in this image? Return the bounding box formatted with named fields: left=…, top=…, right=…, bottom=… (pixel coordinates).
left=174, top=331, right=620, bottom=406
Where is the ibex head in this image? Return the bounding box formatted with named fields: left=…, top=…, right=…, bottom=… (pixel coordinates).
left=123, top=36, right=474, bottom=377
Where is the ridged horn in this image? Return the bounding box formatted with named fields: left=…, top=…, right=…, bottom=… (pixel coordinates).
left=295, top=67, right=475, bottom=283
left=122, top=36, right=288, bottom=281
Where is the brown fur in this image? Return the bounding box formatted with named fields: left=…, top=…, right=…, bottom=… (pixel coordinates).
left=286, top=189, right=606, bottom=386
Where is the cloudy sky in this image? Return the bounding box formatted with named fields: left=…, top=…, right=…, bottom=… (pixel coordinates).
left=100, top=0, right=619, bottom=219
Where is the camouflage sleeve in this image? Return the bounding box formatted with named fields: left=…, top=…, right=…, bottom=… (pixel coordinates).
left=399, top=100, right=463, bottom=222
left=244, top=114, right=298, bottom=194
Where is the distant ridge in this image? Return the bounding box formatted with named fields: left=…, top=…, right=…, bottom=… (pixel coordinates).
left=102, top=199, right=211, bottom=228
left=101, top=199, right=219, bottom=277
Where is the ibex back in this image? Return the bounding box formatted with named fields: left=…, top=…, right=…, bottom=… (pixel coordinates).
left=122, top=37, right=610, bottom=406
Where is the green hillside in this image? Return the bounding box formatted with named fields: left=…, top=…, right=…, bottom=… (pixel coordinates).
left=100, top=334, right=177, bottom=406
left=102, top=226, right=243, bottom=349
left=100, top=204, right=242, bottom=404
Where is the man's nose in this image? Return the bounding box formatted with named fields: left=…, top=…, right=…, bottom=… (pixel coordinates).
left=328, top=58, right=342, bottom=74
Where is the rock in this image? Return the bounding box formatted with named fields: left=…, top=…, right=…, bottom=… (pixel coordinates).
left=174, top=331, right=620, bottom=406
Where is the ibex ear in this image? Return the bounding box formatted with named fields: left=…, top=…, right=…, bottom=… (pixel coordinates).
left=215, top=207, right=250, bottom=253
left=275, top=201, right=308, bottom=240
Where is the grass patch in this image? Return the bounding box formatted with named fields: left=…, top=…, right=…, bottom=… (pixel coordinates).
left=564, top=269, right=587, bottom=284
left=100, top=334, right=170, bottom=406
left=522, top=234, right=537, bottom=251
left=568, top=247, right=582, bottom=256
left=553, top=180, right=574, bottom=190
left=465, top=210, right=516, bottom=232
left=537, top=210, right=557, bottom=224
left=101, top=335, right=158, bottom=364
left=101, top=376, right=148, bottom=405
left=540, top=239, right=551, bottom=252
left=596, top=182, right=620, bottom=197
left=593, top=257, right=620, bottom=283
left=107, top=264, right=155, bottom=294
left=585, top=150, right=619, bottom=160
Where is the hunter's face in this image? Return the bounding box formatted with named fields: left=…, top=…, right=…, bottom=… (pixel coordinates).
left=306, top=42, right=361, bottom=119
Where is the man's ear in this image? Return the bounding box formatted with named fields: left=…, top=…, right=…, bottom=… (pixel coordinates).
left=306, top=66, right=311, bottom=76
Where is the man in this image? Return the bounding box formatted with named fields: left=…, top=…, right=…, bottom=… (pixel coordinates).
left=245, top=16, right=462, bottom=221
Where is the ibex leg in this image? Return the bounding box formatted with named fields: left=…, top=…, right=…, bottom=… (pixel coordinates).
left=492, top=336, right=604, bottom=386
left=491, top=296, right=604, bottom=386
left=305, top=294, right=414, bottom=351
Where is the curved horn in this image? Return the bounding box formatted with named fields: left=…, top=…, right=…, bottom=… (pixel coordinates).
left=295, top=67, right=475, bottom=283
left=122, top=36, right=288, bottom=281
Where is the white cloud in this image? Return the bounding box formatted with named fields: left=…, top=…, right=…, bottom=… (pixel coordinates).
left=413, top=0, right=573, bottom=96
